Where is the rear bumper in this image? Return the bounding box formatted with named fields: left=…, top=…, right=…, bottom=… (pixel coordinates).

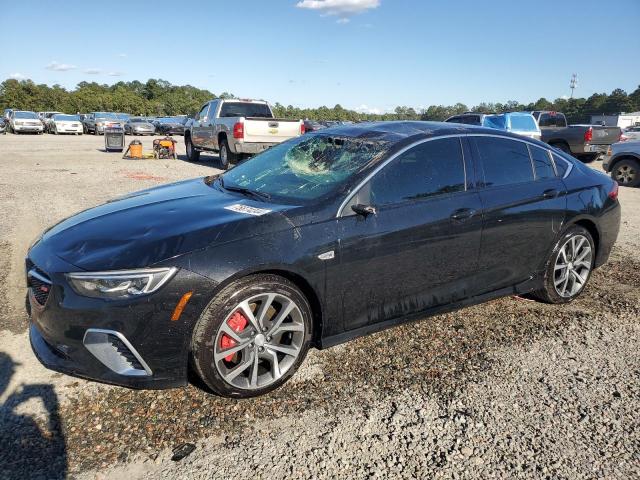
left=232, top=142, right=278, bottom=154
left=594, top=202, right=621, bottom=268
left=574, top=144, right=610, bottom=155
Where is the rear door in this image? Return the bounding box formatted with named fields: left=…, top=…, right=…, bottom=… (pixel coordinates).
left=336, top=136, right=483, bottom=332
left=470, top=135, right=567, bottom=292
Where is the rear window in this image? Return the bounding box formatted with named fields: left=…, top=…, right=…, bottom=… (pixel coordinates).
left=473, top=136, right=534, bottom=187
left=538, top=113, right=567, bottom=128
left=483, top=116, right=506, bottom=130
left=509, top=115, right=538, bottom=132
left=219, top=102, right=272, bottom=118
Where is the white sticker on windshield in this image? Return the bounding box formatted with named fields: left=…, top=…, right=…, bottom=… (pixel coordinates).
left=224, top=204, right=272, bottom=216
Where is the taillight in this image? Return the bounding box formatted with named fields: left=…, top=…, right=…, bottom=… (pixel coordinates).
left=584, top=127, right=593, bottom=143
left=300, top=122, right=306, bottom=135
left=608, top=181, right=619, bottom=201
left=233, top=122, right=244, bottom=139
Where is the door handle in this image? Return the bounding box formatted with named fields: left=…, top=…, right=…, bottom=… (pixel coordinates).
left=450, top=208, right=477, bottom=221
left=542, top=189, right=559, bottom=199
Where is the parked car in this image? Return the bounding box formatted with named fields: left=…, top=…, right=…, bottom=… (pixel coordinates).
left=8, top=110, right=44, bottom=134
left=184, top=99, right=304, bottom=169
left=3, top=108, right=13, bottom=121
left=38, top=111, right=62, bottom=128
left=84, top=112, right=121, bottom=135
left=124, top=117, right=156, bottom=136
left=303, top=119, right=326, bottom=133
left=532, top=111, right=622, bottom=162
left=0, top=118, right=6, bottom=134
left=27, top=122, right=620, bottom=398
left=155, top=116, right=189, bottom=136
left=446, top=112, right=541, bottom=140
left=622, top=126, right=640, bottom=142
left=603, top=140, right=640, bottom=187
left=48, top=114, right=83, bottom=135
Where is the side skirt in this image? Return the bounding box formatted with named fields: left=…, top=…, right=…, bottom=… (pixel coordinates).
left=318, top=275, right=542, bottom=350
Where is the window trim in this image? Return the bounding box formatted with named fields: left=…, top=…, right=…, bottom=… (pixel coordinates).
left=336, top=135, right=468, bottom=217
left=527, top=143, right=558, bottom=180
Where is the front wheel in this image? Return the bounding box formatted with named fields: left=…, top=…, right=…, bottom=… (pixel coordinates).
left=611, top=158, right=640, bottom=187
left=191, top=274, right=313, bottom=398
left=530, top=226, right=595, bottom=304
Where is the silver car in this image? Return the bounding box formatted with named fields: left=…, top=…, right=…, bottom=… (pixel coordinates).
left=124, top=118, right=156, bottom=136
left=604, top=140, right=640, bottom=187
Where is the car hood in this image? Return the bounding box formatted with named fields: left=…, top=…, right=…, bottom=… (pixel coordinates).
left=131, top=122, right=155, bottom=129
left=32, top=177, right=299, bottom=271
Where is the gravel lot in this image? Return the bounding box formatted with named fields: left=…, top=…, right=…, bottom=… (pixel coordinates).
left=0, top=133, right=638, bottom=479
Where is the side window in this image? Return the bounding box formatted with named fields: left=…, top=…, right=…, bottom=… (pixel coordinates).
left=528, top=145, right=555, bottom=180
left=364, top=138, right=466, bottom=206
left=197, top=104, right=209, bottom=121
left=552, top=153, right=569, bottom=177
left=474, top=136, right=533, bottom=187
left=446, top=116, right=460, bottom=123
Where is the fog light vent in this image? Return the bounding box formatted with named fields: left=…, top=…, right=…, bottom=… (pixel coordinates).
left=83, top=329, right=152, bottom=377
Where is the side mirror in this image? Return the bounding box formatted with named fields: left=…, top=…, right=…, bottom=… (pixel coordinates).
left=351, top=204, right=376, bottom=217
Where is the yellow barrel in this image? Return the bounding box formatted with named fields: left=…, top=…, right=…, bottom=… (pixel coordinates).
left=129, top=141, right=143, bottom=158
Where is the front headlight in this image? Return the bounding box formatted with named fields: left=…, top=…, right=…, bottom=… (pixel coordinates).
left=66, top=267, right=177, bottom=299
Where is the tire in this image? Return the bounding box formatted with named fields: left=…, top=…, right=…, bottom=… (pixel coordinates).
left=93, top=126, right=99, bottom=136
left=185, top=134, right=200, bottom=161
left=530, top=225, right=595, bottom=304
left=191, top=274, right=313, bottom=398
left=219, top=138, right=238, bottom=170
left=53, top=126, right=58, bottom=135
left=611, top=158, right=640, bottom=188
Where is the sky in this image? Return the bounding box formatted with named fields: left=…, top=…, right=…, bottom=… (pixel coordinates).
left=1, top=0, right=639, bottom=114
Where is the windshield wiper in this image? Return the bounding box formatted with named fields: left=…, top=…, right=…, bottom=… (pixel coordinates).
left=219, top=177, right=271, bottom=201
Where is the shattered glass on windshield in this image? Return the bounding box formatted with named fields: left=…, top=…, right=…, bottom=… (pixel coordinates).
left=220, top=135, right=390, bottom=203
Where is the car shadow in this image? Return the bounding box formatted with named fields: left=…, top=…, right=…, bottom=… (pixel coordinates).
left=0, top=352, right=67, bottom=480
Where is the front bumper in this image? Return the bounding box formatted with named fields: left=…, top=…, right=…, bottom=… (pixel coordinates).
left=14, top=124, right=44, bottom=132
left=27, top=257, right=217, bottom=389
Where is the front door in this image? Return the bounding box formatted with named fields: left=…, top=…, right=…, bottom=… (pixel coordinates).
left=335, top=136, right=484, bottom=332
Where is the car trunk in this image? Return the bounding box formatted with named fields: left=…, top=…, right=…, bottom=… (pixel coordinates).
left=242, top=118, right=301, bottom=143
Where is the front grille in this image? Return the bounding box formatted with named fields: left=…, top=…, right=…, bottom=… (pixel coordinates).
left=27, top=265, right=52, bottom=306
left=108, top=335, right=145, bottom=371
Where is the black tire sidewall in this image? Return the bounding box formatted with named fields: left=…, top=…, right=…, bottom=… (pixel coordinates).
left=192, top=274, right=313, bottom=398
left=219, top=140, right=230, bottom=170
left=540, top=226, right=595, bottom=304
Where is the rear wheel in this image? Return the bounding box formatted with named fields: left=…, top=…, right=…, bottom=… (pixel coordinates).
left=185, top=134, right=200, bottom=161
left=530, top=226, right=595, bottom=304
left=611, top=158, right=640, bottom=187
left=550, top=142, right=571, bottom=155
left=192, top=274, right=312, bottom=398
left=219, top=138, right=238, bottom=170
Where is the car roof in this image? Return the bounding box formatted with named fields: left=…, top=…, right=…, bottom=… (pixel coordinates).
left=311, top=120, right=534, bottom=144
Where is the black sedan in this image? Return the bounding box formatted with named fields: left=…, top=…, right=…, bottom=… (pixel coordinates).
left=154, top=116, right=189, bottom=135
left=27, top=122, right=620, bottom=398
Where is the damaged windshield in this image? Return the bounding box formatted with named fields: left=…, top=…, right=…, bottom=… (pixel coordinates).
left=220, top=135, right=390, bottom=203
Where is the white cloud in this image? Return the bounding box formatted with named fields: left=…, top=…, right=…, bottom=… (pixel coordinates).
left=107, top=71, right=124, bottom=77
left=336, top=17, right=350, bottom=24
left=354, top=104, right=382, bottom=115
left=117, top=53, right=127, bottom=58
left=45, top=60, right=77, bottom=71
left=84, top=68, right=102, bottom=75
left=296, top=0, right=380, bottom=16
left=9, top=73, right=25, bottom=80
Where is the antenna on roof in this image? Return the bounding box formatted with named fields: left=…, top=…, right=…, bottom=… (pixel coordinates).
left=569, top=73, right=578, bottom=99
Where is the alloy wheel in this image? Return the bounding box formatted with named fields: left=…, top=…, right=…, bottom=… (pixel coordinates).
left=553, top=234, right=593, bottom=298
left=213, top=293, right=306, bottom=390
left=615, top=164, right=636, bottom=185
left=220, top=144, right=227, bottom=164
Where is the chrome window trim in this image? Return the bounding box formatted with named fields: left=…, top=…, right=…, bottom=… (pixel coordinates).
left=336, top=134, right=466, bottom=218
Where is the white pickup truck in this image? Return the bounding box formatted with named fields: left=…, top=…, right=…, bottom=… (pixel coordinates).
left=184, top=99, right=304, bottom=169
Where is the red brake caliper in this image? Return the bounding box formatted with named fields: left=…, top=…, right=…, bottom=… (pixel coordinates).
left=220, top=311, right=249, bottom=362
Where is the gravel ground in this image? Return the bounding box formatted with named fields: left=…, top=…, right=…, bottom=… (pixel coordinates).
left=0, top=134, right=638, bottom=479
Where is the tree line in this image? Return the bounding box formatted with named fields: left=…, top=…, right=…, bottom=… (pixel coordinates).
left=1, top=78, right=639, bottom=124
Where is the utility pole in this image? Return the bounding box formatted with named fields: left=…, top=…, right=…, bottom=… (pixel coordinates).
left=569, top=73, right=578, bottom=99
